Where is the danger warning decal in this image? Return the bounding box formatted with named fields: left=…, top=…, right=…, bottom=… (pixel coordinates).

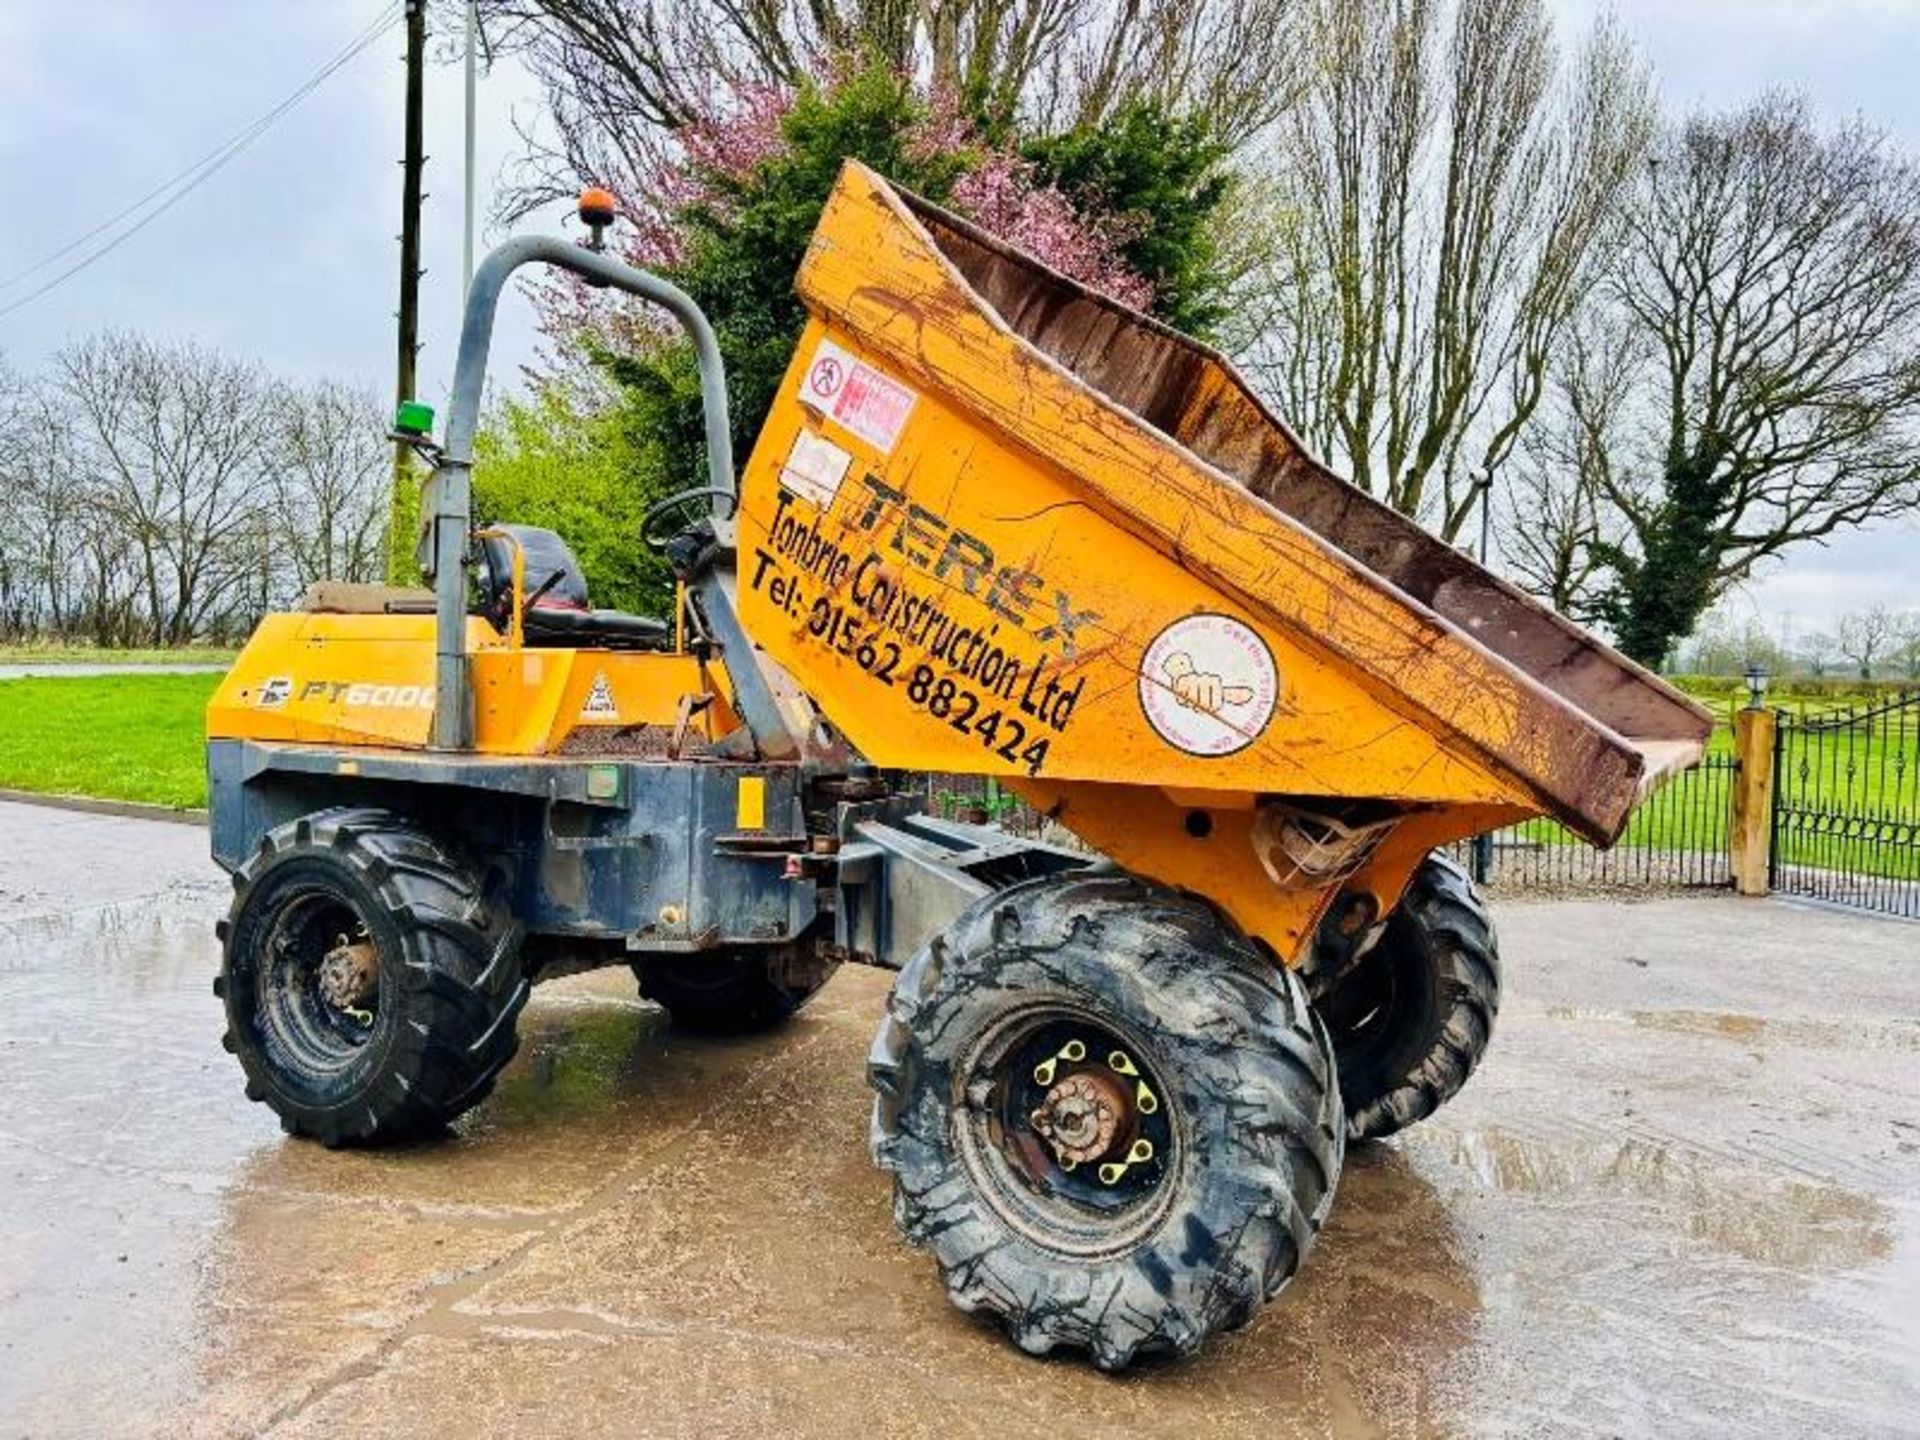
left=580, top=670, right=619, bottom=719
left=802, top=339, right=917, bottom=454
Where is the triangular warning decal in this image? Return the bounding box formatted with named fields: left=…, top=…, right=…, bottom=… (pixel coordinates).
left=581, top=670, right=619, bottom=718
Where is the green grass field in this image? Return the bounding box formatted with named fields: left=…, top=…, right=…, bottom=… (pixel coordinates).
left=0, top=643, right=237, bottom=666
left=0, top=672, right=220, bottom=809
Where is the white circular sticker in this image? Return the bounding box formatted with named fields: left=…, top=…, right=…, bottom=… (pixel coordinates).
left=1139, top=614, right=1280, bottom=756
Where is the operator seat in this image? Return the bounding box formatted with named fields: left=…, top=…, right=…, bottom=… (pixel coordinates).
left=477, top=525, right=671, bottom=650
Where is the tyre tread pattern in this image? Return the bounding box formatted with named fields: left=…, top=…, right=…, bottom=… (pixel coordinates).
left=1342, top=852, right=1500, bottom=1140
left=869, top=871, right=1343, bottom=1370
left=219, top=807, right=527, bottom=1146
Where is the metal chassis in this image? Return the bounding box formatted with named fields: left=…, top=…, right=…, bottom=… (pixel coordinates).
left=209, top=739, right=1090, bottom=976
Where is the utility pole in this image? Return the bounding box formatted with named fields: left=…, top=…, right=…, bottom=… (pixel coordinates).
left=387, top=0, right=428, bottom=583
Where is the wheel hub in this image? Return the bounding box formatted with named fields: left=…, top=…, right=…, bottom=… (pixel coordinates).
left=1031, top=1067, right=1130, bottom=1167
left=317, top=936, right=378, bottom=1012
left=958, top=1009, right=1179, bottom=1252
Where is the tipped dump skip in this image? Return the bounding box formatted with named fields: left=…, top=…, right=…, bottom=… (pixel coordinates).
left=787, top=162, right=1711, bottom=843
left=895, top=192, right=1711, bottom=766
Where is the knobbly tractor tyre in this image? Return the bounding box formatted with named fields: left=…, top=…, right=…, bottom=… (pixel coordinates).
left=215, top=808, right=527, bottom=1146
left=632, top=936, right=839, bottom=1034
left=869, top=870, right=1344, bottom=1370
left=1318, top=853, right=1500, bottom=1141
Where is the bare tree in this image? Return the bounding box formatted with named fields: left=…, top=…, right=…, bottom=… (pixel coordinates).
left=1562, top=95, right=1920, bottom=666
left=0, top=367, right=105, bottom=640
left=1499, top=313, right=1637, bottom=616
left=475, top=0, right=1302, bottom=214
left=1677, top=602, right=1790, bottom=677
left=1244, top=0, right=1654, bottom=539
left=0, top=361, right=27, bottom=636
left=52, top=333, right=274, bottom=646
left=2, top=340, right=399, bottom=647
left=270, top=380, right=391, bottom=593
left=1836, top=604, right=1900, bottom=680
left=1799, top=631, right=1838, bottom=678
left=1892, top=610, right=1920, bottom=680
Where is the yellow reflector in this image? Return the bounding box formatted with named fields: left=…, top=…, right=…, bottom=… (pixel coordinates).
left=736, top=775, right=767, bottom=830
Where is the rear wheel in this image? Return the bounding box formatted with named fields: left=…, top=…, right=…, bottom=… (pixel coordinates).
left=1318, top=853, right=1500, bottom=1140
left=869, top=871, right=1343, bottom=1370
left=632, top=937, right=838, bottom=1034
left=216, top=808, right=527, bottom=1146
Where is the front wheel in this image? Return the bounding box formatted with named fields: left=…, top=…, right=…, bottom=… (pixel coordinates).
left=215, top=808, right=527, bottom=1146
left=869, top=871, right=1344, bottom=1370
left=1318, top=853, right=1500, bottom=1141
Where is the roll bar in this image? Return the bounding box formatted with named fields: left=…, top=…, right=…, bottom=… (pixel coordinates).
left=421, top=235, right=733, bottom=749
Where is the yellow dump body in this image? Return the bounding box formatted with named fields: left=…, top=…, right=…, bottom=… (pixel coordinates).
left=736, top=161, right=1710, bottom=958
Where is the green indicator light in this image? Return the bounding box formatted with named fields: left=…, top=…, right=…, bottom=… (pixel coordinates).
left=394, top=399, right=436, bottom=436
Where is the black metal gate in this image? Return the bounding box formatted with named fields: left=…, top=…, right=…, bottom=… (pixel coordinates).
left=1461, top=752, right=1737, bottom=893
left=1771, top=690, right=1920, bottom=919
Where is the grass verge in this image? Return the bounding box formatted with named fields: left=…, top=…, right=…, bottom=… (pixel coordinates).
left=0, top=673, right=218, bottom=809
left=0, top=644, right=236, bottom=666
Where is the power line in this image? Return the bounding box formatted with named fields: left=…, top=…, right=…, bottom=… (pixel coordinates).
left=0, top=0, right=401, bottom=295
left=0, top=1, right=403, bottom=322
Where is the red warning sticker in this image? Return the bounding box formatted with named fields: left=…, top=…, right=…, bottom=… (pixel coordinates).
left=802, top=338, right=918, bottom=454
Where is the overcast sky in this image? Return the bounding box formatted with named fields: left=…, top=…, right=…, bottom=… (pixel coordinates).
left=0, top=0, right=1914, bottom=633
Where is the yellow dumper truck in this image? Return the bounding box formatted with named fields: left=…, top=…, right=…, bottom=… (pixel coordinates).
left=207, top=165, right=1710, bottom=1367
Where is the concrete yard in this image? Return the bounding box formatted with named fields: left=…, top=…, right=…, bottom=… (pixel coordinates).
left=0, top=799, right=1915, bottom=1437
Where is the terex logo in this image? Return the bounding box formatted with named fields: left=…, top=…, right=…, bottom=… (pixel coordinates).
left=767, top=474, right=1100, bottom=658
left=851, top=476, right=1099, bottom=653
left=296, top=680, right=435, bottom=710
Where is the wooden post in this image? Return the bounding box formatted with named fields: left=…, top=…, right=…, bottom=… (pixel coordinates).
left=387, top=0, right=427, bottom=583
left=1728, top=706, right=1777, bottom=896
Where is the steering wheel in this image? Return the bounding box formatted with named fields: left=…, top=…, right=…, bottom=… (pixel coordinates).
left=642, top=486, right=737, bottom=551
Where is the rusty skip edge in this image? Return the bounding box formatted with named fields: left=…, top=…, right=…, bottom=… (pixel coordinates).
left=794, top=162, right=1708, bottom=848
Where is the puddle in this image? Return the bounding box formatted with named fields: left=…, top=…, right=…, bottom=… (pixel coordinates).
left=1547, top=1005, right=1920, bottom=1053
left=1433, top=1124, right=1896, bottom=1271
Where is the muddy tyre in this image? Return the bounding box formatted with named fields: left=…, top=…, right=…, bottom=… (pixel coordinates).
left=633, top=938, right=838, bottom=1034
left=1319, top=853, right=1499, bottom=1141
left=869, top=871, right=1344, bottom=1370
left=215, top=808, right=527, bottom=1146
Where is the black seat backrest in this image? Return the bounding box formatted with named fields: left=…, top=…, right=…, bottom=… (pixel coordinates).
left=479, top=525, right=591, bottom=614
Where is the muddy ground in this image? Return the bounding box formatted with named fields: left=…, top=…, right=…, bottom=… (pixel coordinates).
left=1, top=799, right=1915, bottom=1437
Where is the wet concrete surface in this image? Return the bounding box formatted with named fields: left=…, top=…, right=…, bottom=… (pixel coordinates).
left=1, top=798, right=1915, bottom=1437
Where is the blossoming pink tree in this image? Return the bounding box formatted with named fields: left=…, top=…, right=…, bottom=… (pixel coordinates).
left=532, top=66, right=1155, bottom=366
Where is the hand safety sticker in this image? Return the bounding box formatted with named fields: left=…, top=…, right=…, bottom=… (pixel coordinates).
left=1139, top=614, right=1279, bottom=756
